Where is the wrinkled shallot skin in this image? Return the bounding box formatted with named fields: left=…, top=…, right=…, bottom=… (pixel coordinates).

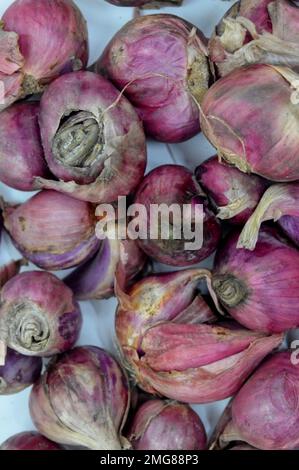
left=128, top=399, right=207, bottom=450
left=195, top=156, right=267, bottom=224
left=0, top=102, right=49, bottom=191
left=34, top=71, right=147, bottom=203
left=215, top=352, right=299, bottom=450
left=0, top=432, right=62, bottom=450
left=115, top=269, right=282, bottom=403
left=210, top=0, right=299, bottom=77
left=201, top=64, right=299, bottom=181
left=98, top=14, right=210, bottom=143
left=213, top=227, right=299, bottom=333
left=0, top=0, right=88, bottom=109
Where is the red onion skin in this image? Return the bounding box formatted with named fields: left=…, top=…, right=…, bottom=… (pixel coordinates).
left=116, top=269, right=282, bottom=403
left=0, top=348, right=42, bottom=395
left=279, top=215, right=299, bottom=247
left=34, top=71, right=147, bottom=203
left=201, top=64, right=299, bottom=181
left=209, top=0, right=299, bottom=77
left=0, top=102, right=49, bottom=191
left=0, top=271, right=82, bottom=357
left=65, top=236, right=147, bottom=301
left=105, top=1, right=182, bottom=6
left=3, top=190, right=100, bottom=271
left=128, top=400, right=207, bottom=450
left=30, top=346, right=130, bottom=450
left=98, top=14, right=210, bottom=143
left=213, top=227, right=299, bottom=333
left=221, top=352, right=299, bottom=450
left=134, top=165, right=221, bottom=266
left=0, top=432, right=62, bottom=450
left=0, top=0, right=88, bottom=109
left=195, top=156, right=268, bottom=224
left=0, top=259, right=23, bottom=290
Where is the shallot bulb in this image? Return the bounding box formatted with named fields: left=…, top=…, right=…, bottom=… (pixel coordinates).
left=30, top=346, right=130, bottom=450
left=201, top=64, right=299, bottom=181
left=237, top=183, right=299, bottom=250
left=128, top=399, right=207, bottom=450
left=214, top=352, right=299, bottom=450
left=115, top=269, right=282, bottom=403
left=0, top=432, right=62, bottom=450
left=33, top=71, right=147, bottom=203
left=65, top=233, right=147, bottom=301
left=98, top=14, right=210, bottom=143
left=134, top=165, right=221, bottom=266
left=210, top=0, right=299, bottom=77
left=3, top=190, right=100, bottom=270
left=195, top=156, right=267, bottom=224
left=0, top=348, right=42, bottom=395
left=212, top=227, right=299, bottom=332
left=0, top=271, right=82, bottom=361
left=105, top=0, right=183, bottom=6
left=0, top=0, right=88, bottom=110
left=0, top=102, right=49, bottom=191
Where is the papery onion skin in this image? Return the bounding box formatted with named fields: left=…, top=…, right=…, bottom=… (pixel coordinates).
left=115, top=269, right=282, bottom=403
left=134, top=165, right=221, bottom=266
left=216, top=352, right=299, bottom=450
left=128, top=399, right=207, bottom=450
left=65, top=236, right=147, bottom=301
left=201, top=64, right=299, bottom=181
left=0, top=432, right=62, bottom=450
left=105, top=0, right=183, bottom=6
left=3, top=190, right=100, bottom=271
left=98, top=14, right=210, bottom=143
left=33, top=71, right=147, bottom=203
left=0, top=347, right=42, bottom=395
left=0, top=271, right=82, bottom=358
left=237, top=183, right=299, bottom=250
left=0, top=0, right=88, bottom=109
left=213, top=227, right=299, bottom=333
left=195, top=156, right=268, bottom=224
left=0, top=102, right=49, bottom=191
left=30, top=346, right=130, bottom=450
left=210, top=0, right=299, bottom=78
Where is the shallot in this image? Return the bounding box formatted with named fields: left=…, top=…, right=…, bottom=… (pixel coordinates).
left=0, top=432, right=61, bottom=450
left=0, top=347, right=42, bottom=395
left=30, top=346, right=130, bottom=450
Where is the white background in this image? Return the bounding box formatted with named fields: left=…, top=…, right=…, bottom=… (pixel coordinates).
left=0, top=0, right=243, bottom=445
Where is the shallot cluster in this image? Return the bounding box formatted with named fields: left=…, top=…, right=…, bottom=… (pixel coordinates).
left=2, top=0, right=299, bottom=455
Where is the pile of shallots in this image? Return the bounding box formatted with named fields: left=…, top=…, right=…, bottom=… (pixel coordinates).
left=1, top=0, right=299, bottom=452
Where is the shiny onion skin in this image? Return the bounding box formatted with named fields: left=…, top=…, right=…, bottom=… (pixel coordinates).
left=0, top=271, right=82, bottom=359
left=33, top=71, right=147, bottom=203
left=237, top=183, right=299, bottom=250
left=30, top=346, right=130, bottom=450
left=210, top=0, right=299, bottom=77
left=115, top=269, right=282, bottom=403
left=134, top=165, right=221, bottom=266
left=213, top=227, right=299, bottom=333
left=0, top=348, right=42, bottom=395
left=201, top=64, right=299, bottom=181
left=128, top=399, right=207, bottom=450
left=0, top=0, right=88, bottom=110
left=3, top=190, right=100, bottom=271
left=195, top=156, right=268, bottom=224
left=213, top=352, right=299, bottom=450
left=105, top=1, right=183, bottom=6
left=0, top=102, right=49, bottom=191
left=0, top=432, right=62, bottom=450
left=98, top=14, right=210, bottom=143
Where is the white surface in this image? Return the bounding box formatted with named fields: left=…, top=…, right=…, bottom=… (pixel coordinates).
left=0, top=0, right=238, bottom=445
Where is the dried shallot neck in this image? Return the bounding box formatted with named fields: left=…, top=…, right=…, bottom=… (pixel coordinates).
left=212, top=274, right=248, bottom=308
left=53, top=111, right=105, bottom=169
left=6, top=300, right=50, bottom=353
